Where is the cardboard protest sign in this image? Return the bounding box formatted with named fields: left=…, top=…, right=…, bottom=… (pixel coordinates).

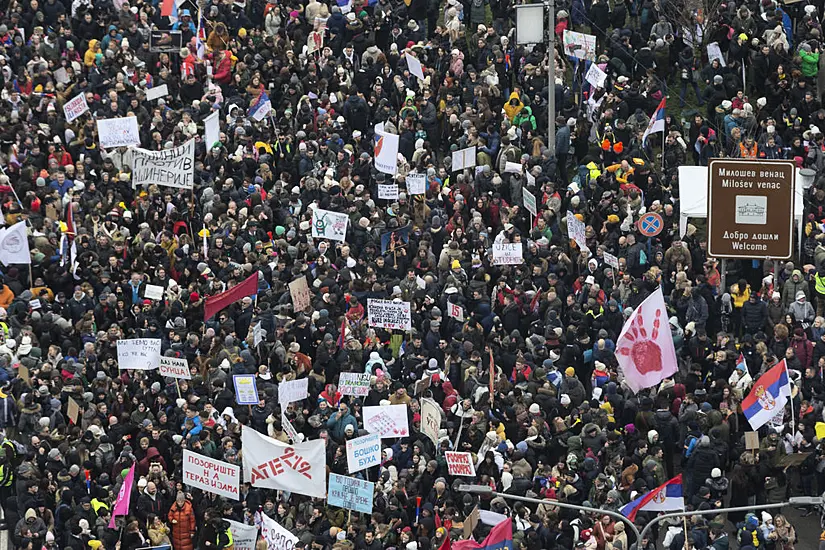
left=63, top=93, right=89, bottom=123
left=363, top=405, right=409, bottom=438
left=492, top=244, right=524, bottom=265
left=159, top=356, right=191, bottom=379
left=278, top=378, right=308, bottom=405
left=116, top=338, right=161, bottom=370
left=131, top=140, right=195, bottom=189
left=97, top=117, right=140, bottom=148
left=346, top=433, right=381, bottom=473
left=328, top=474, right=374, bottom=514
left=367, top=299, right=412, bottom=330
left=183, top=449, right=240, bottom=499
left=339, top=372, right=371, bottom=397
left=288, top=277, right=312, bottom=312
left=445, top=451, right=477, bottom=476
left=421, top=398, right=441, bottom=445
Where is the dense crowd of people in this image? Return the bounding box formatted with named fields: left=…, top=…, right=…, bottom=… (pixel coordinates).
left=1, top=0, right=825, bottom=549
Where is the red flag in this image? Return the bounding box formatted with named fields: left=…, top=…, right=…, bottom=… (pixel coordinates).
left=435, top=511, right=442, bottom=529
left=65, top=202, right=75, bottom=240
left=488, top=349, right=495, bottom=405
left=204, top=273, right=258, bottom=320
left=161, top=0, right=176, bottom=17
left=438, top=536, right=451, bottom=550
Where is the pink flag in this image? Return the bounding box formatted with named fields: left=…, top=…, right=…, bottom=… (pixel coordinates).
left=615, top=287, right=678, bottom=393
left=108, top=463, right=136, bottom=528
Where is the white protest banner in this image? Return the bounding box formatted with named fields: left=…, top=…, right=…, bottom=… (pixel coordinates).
left=159, top=356, right=191, bottom=379
left=311, top=207, right=349, bottom=242
left=116, top=338, right=161, bottom=370
left=328, top=474, right=374, bottom=514
left=421, top=398, right=441, bottom=446
left=447, top=302, right=464, bottom=322
left=378, top=184, right=399, bottom=200
left=144, top=284, right=164, bottom=300
left=363, top=404, right=409, bottom=438
left=562, top=29, right=597, bottom=60
left=604, top=252, right=619, bottom=270
left=227, top=520, right=258, bottom=550
left=146, top=84, right=169, bottom=101
left=131, top=140, right=195, bottom=189
left=452, top=146, right=476, bottom=171
left=97, top=116, right=141, bottom=148
left=491, top=243, right=524, bottom=265
left=707, top=42, right=726, bottom=67
left=204, top=110, right=221, bottom=149
left=278, top=378, right=309, bottom=405
left=253, top=322, right=265, bottom=347
left=241, top=425, right=327, bottom=498
left=183, top=449, right=240, bottom=500
left=63, top=93, right=89, bottom=123
left=584, top=63, right=607, bottom=89
left=367, top=299, right=412, bottom=331
left=346, top=432, right=381, bottom=473
left=406, top=172, right=426, bottom=195
left=233, top=375, right=259, bottom=405
left=567, top=211, right=589, bottom=252
left=339, top=372, right=371, bottom=397
left=445, top=451, right=477, bottom=476
left=374, top=123, right=399, bottom=176
left=523, top=188, right=537, bottom=217
left=288, top=277, right=312, bottom=312
left=405, top=52, right=425, bottom=80
left=282, top=412, right=299, bottom=443
left=259, top=512, right=298, bottom=550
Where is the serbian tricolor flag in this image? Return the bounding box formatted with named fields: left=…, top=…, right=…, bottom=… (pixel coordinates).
left=641, top=97, right=666, bottom=145
left=204, top=273, right=258, bottom=320
left=453, top=518, right=513, bottom=550
left=736, top=352, right=747, bottom=373
left=161, top=0, right=179, bottom=18
left=742, top=359, right=792, bottom=430
left=620, top=474, right=684, bottom=522
left=108, top=463, right=136, bottom=527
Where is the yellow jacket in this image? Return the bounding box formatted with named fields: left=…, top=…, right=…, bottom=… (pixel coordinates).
left=503, top=92, right=524, bottom=121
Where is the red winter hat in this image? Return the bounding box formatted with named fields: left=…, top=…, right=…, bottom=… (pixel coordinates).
left=190, top=292, right=200, bottom=302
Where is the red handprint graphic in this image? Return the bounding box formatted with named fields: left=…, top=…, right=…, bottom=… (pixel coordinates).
left=617, top=309, right=663, bottom=375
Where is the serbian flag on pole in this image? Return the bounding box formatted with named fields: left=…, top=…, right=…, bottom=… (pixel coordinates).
left=620, top=474, right=684, bottom=522
left=204, top=273, right=258, bottom=320
left=108, top=463, right=136, bottom=527
left=736, top=352, right=747, bottom=373
left=641, top=97, right=666, bottom=145
left=742, top=359, right=792, bottom=430
left=161, top=0, right=178, bottom=18
left=453, top=518, right=513, bottom=550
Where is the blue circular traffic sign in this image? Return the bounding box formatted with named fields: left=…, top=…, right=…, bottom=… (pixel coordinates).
left=638, top=212, right=664, bottom=237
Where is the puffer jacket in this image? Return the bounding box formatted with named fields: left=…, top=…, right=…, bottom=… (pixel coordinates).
left=168, top=499, right=196, bottom=550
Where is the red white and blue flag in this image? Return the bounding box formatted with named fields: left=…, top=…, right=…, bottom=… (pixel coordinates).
left=451, top=518, right=513, bottom=550
left=620, top=474, right=684, bottom=522
left=742, top=359, right=791, bottom=430
left=736, top=352, right=747, bottom=373
left=642, top=98, right=666, bottom=145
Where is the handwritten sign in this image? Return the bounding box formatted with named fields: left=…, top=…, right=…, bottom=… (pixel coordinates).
left=282, top=411, right=299, bottom=443
left=346, top=433, right=381, bottom=473
left=421, top=398, right=441, bottom=445
left=584, top=63, right=607, bottom=89
left=328, top=473, right=374, bottom=514
left=447, top=302, right=464, bottom=322
left=132, top=140, right=195, bottom=189
left=414, top=374, right=432, bottom=396
left=116, top=338, right=161, bottom=370
left=183, top=449, right=240, bottom=500
left=445, top=451, right=476, bottom=476
left=146, top=84, right=169, bottom=101
left=63, top=93, right=89, bottom=123
left=567, top=211, right=589, bottom=252
left=227, top=520, right=258, bottom=550
left=288, top=277, right=312, bottom=312
left=367, top=299, right=412, bottom=331
left=451, top=146, right=477, bottom=171
left=406, top=172, right=426, bottom=195
left=144, top=284, right=164, bottom=300
left=97, top=116, right=141, bottom=148
left=278, top=378, right=308, bottom=405
left=233, top=375, right=259, bottom=405
left=339, top=372, right=371, bottom=397
left=363, top=405, right=409, bottom=438
left=604, top=252, right=619, bottom=270
left=492, top=243, right=524, bottom=265
left=378, top=184, right=399, bottom=200
left=260, top=513, right=297, bottom=550
left=159, top=356, right=191, bottom=379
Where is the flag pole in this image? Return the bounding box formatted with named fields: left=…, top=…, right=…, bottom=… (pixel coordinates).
left=784, top=359, right=795, bottom=434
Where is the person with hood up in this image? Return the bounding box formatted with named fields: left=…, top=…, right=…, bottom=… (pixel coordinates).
left=503, top=92, right=524, bottom=121
left=782, top=269, right=808, bottom=309
left=167, top=492, right=196, bottom=550
left=789, top=291, right=815, bottom=325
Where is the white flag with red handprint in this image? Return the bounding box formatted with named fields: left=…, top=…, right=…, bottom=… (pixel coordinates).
left=616, top=287, right=678, bottom=393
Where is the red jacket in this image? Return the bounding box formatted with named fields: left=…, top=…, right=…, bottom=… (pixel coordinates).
left=168, top=500, right=196, bottom=550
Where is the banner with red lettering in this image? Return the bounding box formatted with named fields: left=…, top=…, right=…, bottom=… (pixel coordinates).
left=183, top=449, right=240, bottom=500
left=445, top=451, right=477, bottom=477
left=241, top=425, right=326, bottom=498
